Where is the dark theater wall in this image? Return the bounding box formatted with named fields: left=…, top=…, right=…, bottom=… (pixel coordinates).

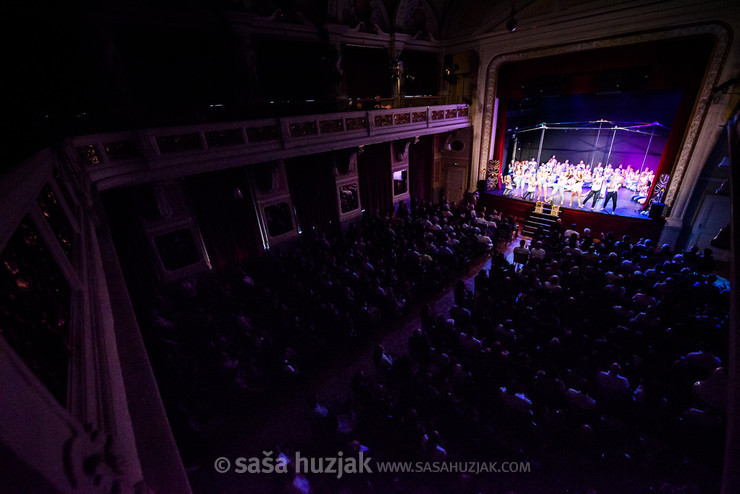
left=185, top=168, right=262, bottom=270
left=409, top=135, right=434, bottom=202
left=358, top=142, right=393, bottom=214
left=286, top=153, right=340, bottom=234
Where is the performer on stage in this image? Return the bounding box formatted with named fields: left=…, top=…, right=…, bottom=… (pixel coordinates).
left=565, top=172, right=577, bottom=207
left=536, top=168, right=548, bottom=201
left=514, top=163, right=525, bottom=196
left=550, top=171, right=568, bottom=205
left=518, top=165, right=529, bottom=198
left=601, top=172, right=622, bottom=214
left=503, top=174, right=513, bottom=196
left=631, top=176, right=652, bottom=205
left=546, top=170, right=557, bottom=201
left=583, top=166, right=592, bottom=185
left=624, top=165, right=638, bottom=191
left=522, top=171, right=536, bottom=200
left=581, top=172, right=605, bottom=209
left=514, top=162, right=527, bottom=197
left=568, top=169, right=584, bottom=208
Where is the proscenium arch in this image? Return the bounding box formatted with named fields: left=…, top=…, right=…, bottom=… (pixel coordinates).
left=476, top=23, right=731, bottom=220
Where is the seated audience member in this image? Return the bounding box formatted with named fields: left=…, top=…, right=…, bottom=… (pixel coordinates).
left=500, top=386, right=533, bottom=414
left=596, top=363, right=630, bottom=395
left=564, top=224, right=580, bottom=239
left=530, top=241, right=546, bottom=262
left=684, top=347, right=722, bottom=372
left=565, top=388, right=597, bottom=411
left=513, top=239, right=529, bottom=263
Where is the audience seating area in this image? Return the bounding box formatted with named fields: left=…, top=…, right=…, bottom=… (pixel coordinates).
left=299, top=224, right=727, bottom=493
left=146, top=196, right=515, bottom=457
left=144, top=194, right=726, bottom=493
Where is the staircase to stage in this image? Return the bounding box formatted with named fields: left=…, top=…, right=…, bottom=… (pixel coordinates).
left=521, top=202, right=562, bottom=237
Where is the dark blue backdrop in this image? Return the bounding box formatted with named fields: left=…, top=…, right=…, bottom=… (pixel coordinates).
left=505, top=90, right=682, bottom=172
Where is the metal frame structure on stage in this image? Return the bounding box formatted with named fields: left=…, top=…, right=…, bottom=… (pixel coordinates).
left=508, top=119, right=670, bottom=172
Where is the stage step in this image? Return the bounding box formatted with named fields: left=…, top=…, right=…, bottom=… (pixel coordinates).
left=522, top=202, right=561, bottom=237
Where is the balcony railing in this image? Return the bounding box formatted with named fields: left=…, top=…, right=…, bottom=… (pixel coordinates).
left=71, top=104, right=471, bottom=189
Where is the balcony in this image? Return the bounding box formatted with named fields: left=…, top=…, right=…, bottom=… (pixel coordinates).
left=70, top=104, right=471, bottom=190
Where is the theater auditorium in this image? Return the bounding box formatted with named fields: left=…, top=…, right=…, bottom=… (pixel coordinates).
left=1, top=1, right=739, bottom=493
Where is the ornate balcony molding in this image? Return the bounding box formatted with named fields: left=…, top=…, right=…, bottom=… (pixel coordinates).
left=70, top=104, right=471, bottom=191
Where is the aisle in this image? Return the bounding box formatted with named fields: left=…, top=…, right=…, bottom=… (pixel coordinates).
left=188, top=239, right=519, bottom=493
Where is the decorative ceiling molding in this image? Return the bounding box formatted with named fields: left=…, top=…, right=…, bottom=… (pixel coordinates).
left=334, top=0, right=390, bottom=34
left=394, top=0, right=440, bottom=40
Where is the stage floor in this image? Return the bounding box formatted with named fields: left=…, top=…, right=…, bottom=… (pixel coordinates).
left=484, top=187, right=649, bottom=219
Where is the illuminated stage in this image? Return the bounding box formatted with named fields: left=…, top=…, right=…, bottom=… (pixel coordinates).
left=483, top=113, right=673, bottom=241
left=485, top=186, right=649, bottom=219
left=479, top=189, right=665, bottom=241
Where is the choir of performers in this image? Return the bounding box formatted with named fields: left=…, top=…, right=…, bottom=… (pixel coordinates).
left=504, top=158, right=655, bottom=214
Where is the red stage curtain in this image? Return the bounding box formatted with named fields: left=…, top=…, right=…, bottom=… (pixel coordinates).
left=493, top=98, right=508, bottom=189
left=642, top=89, right=698, bottom=210
left=185, top=168, right=262, bottom=270
left=358, top=142, right=393, bottom=214
left=286, top=153, right=339, bottom=234
left=409, top=135, right=433, bottom=202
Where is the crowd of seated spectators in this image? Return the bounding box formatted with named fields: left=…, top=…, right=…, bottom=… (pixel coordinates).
left=146, top=194, right=516, bottom=454
left=301, top=223, right=728, bottom=493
